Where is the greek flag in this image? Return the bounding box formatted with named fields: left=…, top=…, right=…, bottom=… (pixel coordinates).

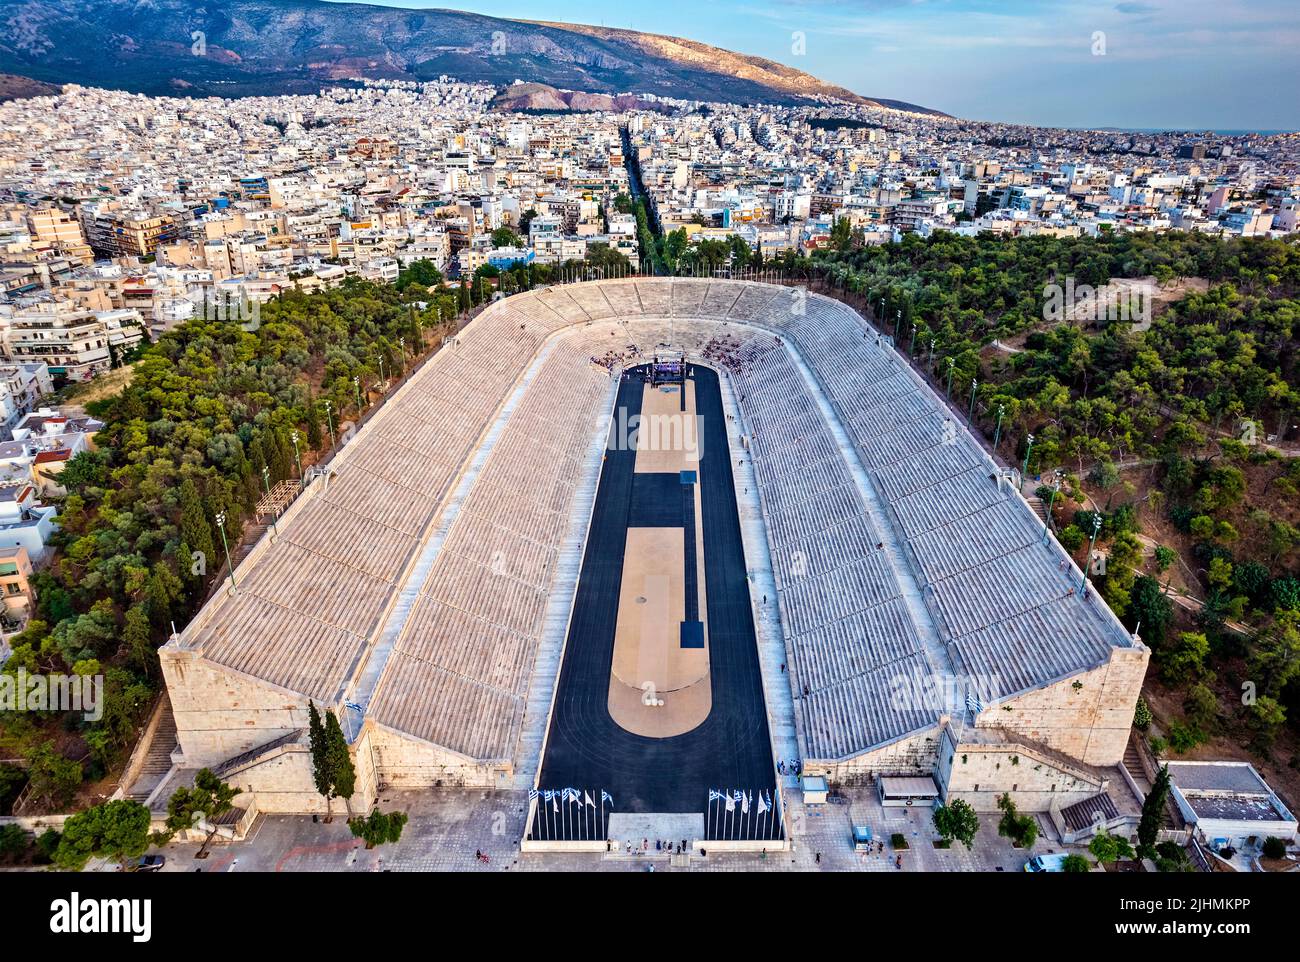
left=708, top=789, right=724, bottom=802
left=601, top=791, right=614, bottom=806
left=528, top=788, right=539, bottom=801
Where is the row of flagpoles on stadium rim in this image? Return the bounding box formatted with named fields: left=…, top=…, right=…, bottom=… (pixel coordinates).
left=528, top=788, right=613, bottom=842
left=707, top=789, right=783, bottom=841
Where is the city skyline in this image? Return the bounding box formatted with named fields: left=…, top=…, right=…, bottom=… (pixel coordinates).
left=332, top=0, right=1300, bottom=131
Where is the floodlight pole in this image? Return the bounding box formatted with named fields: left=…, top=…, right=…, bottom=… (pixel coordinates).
left=1043, top=477, right=1061, bottom=544
left=1021, top=432, right=1035, bottom=482
left=993, top=404, right=1005, bottom=452
left=262, top=465, right=277, bottom=539
left=1082, top=514, right=1102, bottom=594
left=215, top=512, right=236, bottom=594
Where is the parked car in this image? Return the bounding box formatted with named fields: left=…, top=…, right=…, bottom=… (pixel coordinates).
left=1023, top=853, right=1068, bottom=872
left=134, top=855, right=165, bottom=872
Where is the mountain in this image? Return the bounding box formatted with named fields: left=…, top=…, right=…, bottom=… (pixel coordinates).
left=487, top=83, right=667, bottom=115
left=0, top=0, right=944, bottom=114
left=0, top=71, right=59, bottom=101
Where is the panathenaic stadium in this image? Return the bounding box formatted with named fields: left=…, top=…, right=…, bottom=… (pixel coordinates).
left=148, top=278, right=1148, bottom=850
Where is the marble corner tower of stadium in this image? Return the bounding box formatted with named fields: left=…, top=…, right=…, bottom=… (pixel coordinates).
left=155, top=278, right=1148, bottom=824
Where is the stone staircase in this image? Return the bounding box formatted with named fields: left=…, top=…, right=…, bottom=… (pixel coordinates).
left=1122, top=733, right=1152, bottom=797
left=123, top=695, right=178, bottom=803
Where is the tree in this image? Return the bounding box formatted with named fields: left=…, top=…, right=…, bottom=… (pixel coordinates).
left=1137, top=764, right=1170, bottom=857
left=308, top=703, right=356, bottom=821
left=0, top=823, right=28, bottom=861
left=1129, top=576, right=1174, bottom=649
left=1183, top=682, right=1219, bottom=731
left=308, top=701, right=330, bottom=799
left=54, top=799, right=152, bottom=870
left=1133, top=696, right=1153, bottom=730
left=932, top=798, right=980, bottom=849
left=123, top=604, right=154, bottom=677
left=1154, top=840, right=1193, bottom=872
left=1062, top=853, right=1091, bottom=872
left=996, top=793, right=1038, bottom=848
left=1246, top=695, right=1286, bottom=750
left=23, top=742, right=82, bottom=810
left=1088, top=829, right=1135, bottom=863
left=490, top=227, right=522, bottom=249
left=163, top=768, right=241, bottom=858
left=349, top=809, right=408, bottom=848
left=1248, top=610, right=1300, bottom=699
left=1262, top=836, right=1287, bottom=859
left=178, top=478, right=215, bottom=582
left=1162, top=631, right=1210, bottom=683
left=325, top=710, right=356, bottom=807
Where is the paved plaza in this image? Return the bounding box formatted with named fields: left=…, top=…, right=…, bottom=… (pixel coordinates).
left=153, top=788, right=1068, bottom=873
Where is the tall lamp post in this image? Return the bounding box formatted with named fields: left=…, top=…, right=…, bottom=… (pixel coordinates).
left=215, top=512, right=236, bottom=594
left=261, top=465, right=278, bottom=539
left=352, top=375, right=362, bottom=413
left=1082, top=513, right=1102, bottom=594
left=1021, top=432, right=1035, bottom=482
left=945, top=358, right=955, bottom=399
left=992, top=404, right=1006, bottom=452
left=968, top=378, right=978, bottom=422
left=1043, top=473, right=1062, bottom=544
left=323, top=399, right=335, bottom=445
left=290, top=429, right=302, bottom=479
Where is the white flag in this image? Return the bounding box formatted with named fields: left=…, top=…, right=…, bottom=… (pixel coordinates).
left=757, top=792, right=769, bottom=815
left=741, top=791, right=750, bottom=814
left=584, top=791, right=594, bottom=807
left=725, top=792, right=736, bottom=813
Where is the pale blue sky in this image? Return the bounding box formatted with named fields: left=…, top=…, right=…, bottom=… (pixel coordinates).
left=327, top=0, right=1300, bottom=129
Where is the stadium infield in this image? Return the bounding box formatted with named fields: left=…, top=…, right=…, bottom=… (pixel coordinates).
left=533, top=364, right=776, bottom=839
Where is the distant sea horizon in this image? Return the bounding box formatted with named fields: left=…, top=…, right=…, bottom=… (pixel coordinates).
left=1078, top=127, right=1296, bottom=137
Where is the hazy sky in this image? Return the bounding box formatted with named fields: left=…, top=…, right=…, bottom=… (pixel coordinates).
left=327, top=0, right=1300, bottom=130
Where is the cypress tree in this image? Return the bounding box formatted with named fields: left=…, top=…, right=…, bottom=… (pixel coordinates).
left=325, top=710, right=356, bottom=808
left=307, top=702, right=330, bottom=800
left=124, top=605, right=154, bottom=677
left=178, top=479, right=215, bottom=578
left=305, top=395, right=323, bottom=449
left=1138, top=764, right=1171, bottom=857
